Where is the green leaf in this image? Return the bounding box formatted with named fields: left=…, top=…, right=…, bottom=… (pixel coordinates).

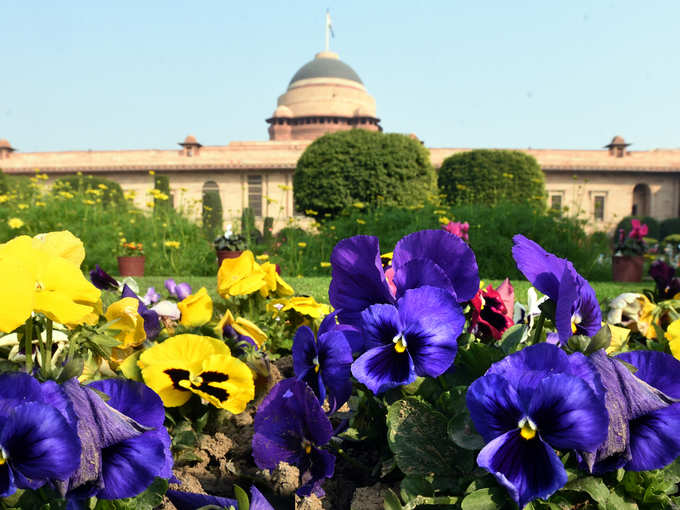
left=604, top=487, right=638, bottom=510
left=498, top=324, right=529, bottom=354
left=585, top=326, right=611, bottom=355
left=118, top=350, right=142, bottom=381
left=460, top=488, right=508, bottom=510
left=400, top=476, right=433, bottom=502
left=234, top=484, right=249, bottom=510
left=454, top=343, right=505, bottom=384
left=57, top=357, right=84, bottom=382
left=383, top=488, right=403, bottom=510
left=563, top=476, right=609, bottom=506
left=386, top=398, right=458, bottom=478
left=567, top=335, right=591, bottom=354
left=93, top=478, right=168, bottom=510
left=447, top=412, right=485, bottom=450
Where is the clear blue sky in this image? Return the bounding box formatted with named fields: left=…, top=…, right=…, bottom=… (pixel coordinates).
left=2, top=1, right=679, bottom=152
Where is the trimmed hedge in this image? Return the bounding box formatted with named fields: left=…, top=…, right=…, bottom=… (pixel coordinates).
left=660, top=218, right=680, bottom=240
left=294, top=130, right=436, bottom=217
left=438, top=149, right=545, bottom=208
left=202, top=188, right=223, bottom=238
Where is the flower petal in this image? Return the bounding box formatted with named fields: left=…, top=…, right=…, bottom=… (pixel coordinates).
left=467, top=374, right=522, bottom=443
left=166, top=489, right=237, bottom=510
left=397, top=286, right=463, bottom=377
left=329, top=236, right=393, bottom=327
left=351, top=344, right=415, bottom=394
left=477, top=429, right=567, bottom=510
left=392, top=258, right=455, bottom=300
left=529, top=373, right=608, bottom=451
left=392, top=230, right=479, bottom=302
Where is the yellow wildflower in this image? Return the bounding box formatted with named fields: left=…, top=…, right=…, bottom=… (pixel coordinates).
left=7, top=218, right=24, bottom=229
left=17, top=204, right=28, bottom=210
left=83, top=199, right=95, bottom=205
left=256, top=254, right=269, bottom=261
left=97, top=184, right=108, bottom=190
left=298, top=242, right=307, bottom=248
left=320, top=262, right=331, bottom=268
left=356, top=219, right=366, bottom=225
left=164, top=241, right=180, bottom=249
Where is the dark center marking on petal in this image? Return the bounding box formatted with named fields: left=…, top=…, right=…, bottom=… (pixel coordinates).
left=191, top=371, right=230, bottom=401
left=164, top=368, right=191, bottom=390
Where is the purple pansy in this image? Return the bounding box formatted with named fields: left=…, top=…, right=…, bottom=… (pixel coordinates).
left=142, top=286, right=161, bottom=306
left=46, top=379, right=149, bottom=498
left=512, top=235, right=601, bottom=344
left=165, top=278, right=192, bottom=300
left=293, top=311, right=353, bottom=412
left=581, top=350, right=680, bottom=473
left=90, top=264, right=119, bottom=291
left=351, top=286, right=464, bottom=394
left=166, top=485, right=273, bottom=510
left=329, top=230, right=479, bottom=330
left=466, top=344, right=608, bottom=509
left=0, top=373, right=81, bottom=498
left=121, top=284, right=161, bottom=340
left=252, top=379, right=334, bottom=497
left=649, top=260, right=680, bottom=300
left=87, top=379, right=173, bottom=499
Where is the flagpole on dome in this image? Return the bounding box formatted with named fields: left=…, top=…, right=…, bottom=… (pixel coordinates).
left=325, top=9, right=334, bottom=52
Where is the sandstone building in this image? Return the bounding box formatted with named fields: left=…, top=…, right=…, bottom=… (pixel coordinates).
left=1, top=50, right=679, bottom=233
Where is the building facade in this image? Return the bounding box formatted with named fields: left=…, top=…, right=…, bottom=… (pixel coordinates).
left=1, top=52, right=679, bottom=233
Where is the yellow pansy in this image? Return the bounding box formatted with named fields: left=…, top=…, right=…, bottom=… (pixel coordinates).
left=138, top=334, right=254, bottom=412
left=665, top=320, right=680, bottom=360
left=216, top=309, right=267, bottom=348
left=268, top=296, right=331, bottom=319
left=178, top=287, right=213, bottom=327
left=259, top=262, right=294, bottom=298
left=32, top=231, right=86, bottom=267
left=0, top=235, right=100, bottom=332
left=105, top=297, right=146, bottom=348
left=606, top=323, right=630, bottom=354
left=217, top=251, right=267, bottom=298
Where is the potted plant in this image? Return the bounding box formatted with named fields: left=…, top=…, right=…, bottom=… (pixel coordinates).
left=117, top=241, right=145, bottom=276
left=214, top=225, right=247, bottom=268
left=612, top=219, right=647, bottom=282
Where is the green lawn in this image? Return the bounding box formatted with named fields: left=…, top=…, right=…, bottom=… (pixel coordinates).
left=128, top=275, right=651, bottom=308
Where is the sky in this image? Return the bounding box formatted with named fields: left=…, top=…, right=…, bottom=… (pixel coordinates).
left=2, top=1, right=679, bottom=153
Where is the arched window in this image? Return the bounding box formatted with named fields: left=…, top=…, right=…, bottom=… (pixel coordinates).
left=632, top=183, right=651, bottom=216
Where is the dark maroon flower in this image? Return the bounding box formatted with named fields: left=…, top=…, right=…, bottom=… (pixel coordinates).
left=90, top=264, right=118, bottom=291
left=469, top=284, right=514, bottom=341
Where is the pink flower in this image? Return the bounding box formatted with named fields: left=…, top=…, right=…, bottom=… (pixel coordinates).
left=629, top=219, right=648, bottom=240
left=443, top=221, right=470, bottom=242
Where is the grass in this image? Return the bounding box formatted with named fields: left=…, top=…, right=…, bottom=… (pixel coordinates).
left=128, top=275, right=652, bottom=308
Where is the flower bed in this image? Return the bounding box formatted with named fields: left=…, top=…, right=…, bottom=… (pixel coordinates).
left=0, top=228, right=679, bottom=509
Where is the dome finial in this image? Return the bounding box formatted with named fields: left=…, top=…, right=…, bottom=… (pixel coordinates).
left=325, top=9, right=334, bottom=52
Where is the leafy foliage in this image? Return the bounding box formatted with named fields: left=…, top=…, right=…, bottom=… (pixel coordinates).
left=438, top=149, right=546, bottom=208
left=660, top=217, right=680, bottom=240
left=53, top=174, right=124, bottom=205
left=294, top=130, right=436, bottom=217
left=202, top=187, right=223, bottom=238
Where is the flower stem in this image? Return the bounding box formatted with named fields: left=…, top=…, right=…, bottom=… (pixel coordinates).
left=24, top=317, right=34, bottom=373
left=41, top=319, right=54, bottom=379
left=532, top=313, right=546, bottom=344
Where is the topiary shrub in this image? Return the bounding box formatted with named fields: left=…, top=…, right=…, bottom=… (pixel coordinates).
left=660, top=218, right=680, bottom=240
left=202, top=189, right=223, bottom=238
left=53, top=175, right=124, bottom=205
left=294, top=130, right=436, bottom=217
left=438, top=149, right=546, bottom=208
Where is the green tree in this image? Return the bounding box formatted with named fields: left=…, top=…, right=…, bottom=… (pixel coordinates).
left=294, top=130, right=436, bottom=217
left=438, top=149, right=545, bottom=208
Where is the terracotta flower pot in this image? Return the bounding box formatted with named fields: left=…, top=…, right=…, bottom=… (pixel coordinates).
left=217, top=250, right=243, bottom=269
left=117, top=256, right=146, bottom=277
left=612, top=255, right=644, bottom=282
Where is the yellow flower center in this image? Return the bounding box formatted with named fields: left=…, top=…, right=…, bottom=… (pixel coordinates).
left=0, top=448, right=8, bottom=465
left=312, top=356, right=320, bottom=373
left=571, top=312, right=582, bottom=334
left=34, top=281, right=44, bottom=292
left=393, top=334, right=407, bottom=353
left=518, top=417, right=537, bottom=440
left=301, top=439, right=312, bottom=455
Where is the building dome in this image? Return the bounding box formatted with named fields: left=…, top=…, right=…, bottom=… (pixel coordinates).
left=288, top=51, right=363, bottom=86
left=267, top=50, right=380, bottom=140
left=272, top=105, right=293, bottom=118
left=0, top=139, right=13, bottom=149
